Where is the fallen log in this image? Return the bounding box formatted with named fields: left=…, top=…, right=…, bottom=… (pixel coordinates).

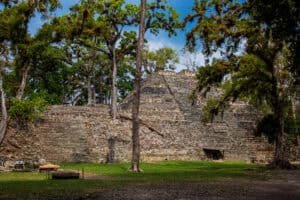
left=51, top=171, right=80, bottom=179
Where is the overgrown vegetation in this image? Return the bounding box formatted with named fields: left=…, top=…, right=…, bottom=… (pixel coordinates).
left=9, top=97, right=48, bottom=129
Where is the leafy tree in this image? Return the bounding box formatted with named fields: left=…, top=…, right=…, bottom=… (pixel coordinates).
left=0, top=0, right=61, bottom=100
left=48, top=0, right=179, bottom=117
left=82, top=0, right=179, bottom=118
left=0, top=0, right=61, bottom=144
left=40, top=1, right=137, bottom=108
left=144, top=47, right=179, bottom=74
left=25, top=41, right=72, bottom=104
left=80, top=0, right=139, bottom=118
left=185, top=0, right=299, bottom=169
left=35, top=2, right=103, bottom=106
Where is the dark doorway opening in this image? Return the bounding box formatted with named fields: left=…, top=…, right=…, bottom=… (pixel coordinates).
left=203, top=148, right=224, bottom=160
left=106, top=138, right=116, bottom=163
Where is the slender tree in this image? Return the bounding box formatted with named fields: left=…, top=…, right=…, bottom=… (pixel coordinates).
left=0, top=41, right=9, bottom=144
left=89, top=0, right=139, bottom=119
left=130, top=0, right=180, bottom=172
left=131, top=0, right=146, bottom=172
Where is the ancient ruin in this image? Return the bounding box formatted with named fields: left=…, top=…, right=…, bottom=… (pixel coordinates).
left=1, top=71, right=299, bottom=166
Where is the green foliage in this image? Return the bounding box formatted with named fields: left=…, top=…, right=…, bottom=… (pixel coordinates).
left=196, top=59, right=231, bottom=94
left=0, top=0, right=61, bottom=43
left=0, top=0, right=61, bottom=11
left=202, top=98, right=221, bottom=123
left=0, top=0, right=67, bottom=106
left=144, top=47, right=179, bottom=74
left=185, top=0, right=252, bottom=54
left=25, top=41, right=72, bottom=104
left=249, top=0, right=299, bottom=44
left=117, top=57, right=135, bottom=100
left=9, top=97, right=48, bottom=128
left=146, top=0, right=180, bottom=36
left=33, top=0, right=180, bottom=105
left=186, top=0, right=299, bottom=149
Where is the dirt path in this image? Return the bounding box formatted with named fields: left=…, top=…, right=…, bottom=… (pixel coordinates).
left=86, top=170, right=300, bottom=200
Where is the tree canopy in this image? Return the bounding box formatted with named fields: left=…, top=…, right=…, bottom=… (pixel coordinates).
left=185, top=0, right=299, bottom=169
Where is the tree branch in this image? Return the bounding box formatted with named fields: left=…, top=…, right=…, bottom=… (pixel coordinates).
left=118, top=114, right=164, bottom=138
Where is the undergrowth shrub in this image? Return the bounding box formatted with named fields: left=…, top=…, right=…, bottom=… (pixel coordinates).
left=9, top=97, right=48, bottom=129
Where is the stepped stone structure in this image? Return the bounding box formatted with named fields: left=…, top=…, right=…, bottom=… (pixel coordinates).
left=0, top=70, right=299, bottom=165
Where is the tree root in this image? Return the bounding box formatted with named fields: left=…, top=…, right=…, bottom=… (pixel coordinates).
left=267, top=159, right=297, bottom=170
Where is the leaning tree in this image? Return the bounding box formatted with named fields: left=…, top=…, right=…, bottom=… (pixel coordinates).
left=185, top=0, right=299, bottom=169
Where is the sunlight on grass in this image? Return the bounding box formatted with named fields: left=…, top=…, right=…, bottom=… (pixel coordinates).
left=61, top=160, right=267, bottom=182
left=0, top=172, right=48, bottom=181
left=0, top=161, right=269, bottom=199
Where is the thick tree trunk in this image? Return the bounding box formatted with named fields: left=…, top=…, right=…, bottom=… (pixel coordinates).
left=268, top=110, right=294, bottom=169
left=111, top=47, right=118, bottom=120
left=131, top=0, right=147, bottom=172
left=0, top=77, right=8, bottom=145
left=16, top=64, right=30, bottom=100
left=270, top=132, right=293, bottom=169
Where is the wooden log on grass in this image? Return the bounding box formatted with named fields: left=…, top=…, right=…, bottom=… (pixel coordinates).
left=39, top=163, right=60, bottom=172
left=51, top=171, right=80, bottom=179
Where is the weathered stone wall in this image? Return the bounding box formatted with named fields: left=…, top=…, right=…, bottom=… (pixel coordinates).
left=121, top=71, right=276, bottom=162
left=1, top=71, right=298, bottom=164
left=1, top=106, right=131, bottom=163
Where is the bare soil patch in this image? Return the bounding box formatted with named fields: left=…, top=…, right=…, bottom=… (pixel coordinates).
left=86, top=170, right=300, bottom=200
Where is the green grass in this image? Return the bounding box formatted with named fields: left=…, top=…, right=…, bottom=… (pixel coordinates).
left=61, top=160, right=268, bottom=182
left=0, top=161, right=270, bottom=200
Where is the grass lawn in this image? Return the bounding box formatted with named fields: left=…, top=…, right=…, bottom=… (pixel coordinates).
left=0, top=161, right=270, bottom=200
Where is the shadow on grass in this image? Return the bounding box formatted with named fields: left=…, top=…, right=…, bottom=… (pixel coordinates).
left=0, top=161, right=270, bottom=200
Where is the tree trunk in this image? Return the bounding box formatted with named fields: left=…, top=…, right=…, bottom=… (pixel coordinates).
left=92, top=85, right=96, bottom=105
left=269, top=109, right=294, bottom=169
left=291, top=91, right=297, bottom=119
left=16, top=64, right=30, bottom=100
left=87, top=77, right=95, bottom=106
left=131, top=0, right=147, bottom=172
left=111, top=47, right=118, bottom=119
left=271, top=132, right=293, bottom=169
left=0, top=77, right=8, bottom=145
